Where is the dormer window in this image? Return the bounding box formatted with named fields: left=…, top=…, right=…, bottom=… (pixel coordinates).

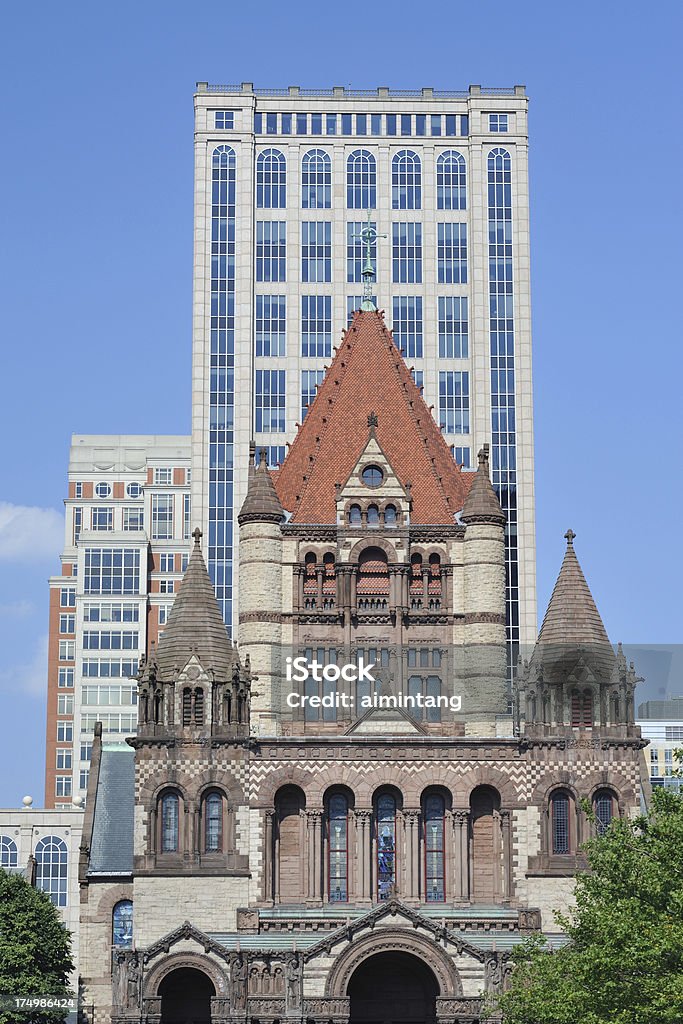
left=362, top=465, right=383, bottom=487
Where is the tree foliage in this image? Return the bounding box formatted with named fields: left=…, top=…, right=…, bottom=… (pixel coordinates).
left=490, top=787, right=683, bottom=1024
left=0, top=869, right=74, bottom=1024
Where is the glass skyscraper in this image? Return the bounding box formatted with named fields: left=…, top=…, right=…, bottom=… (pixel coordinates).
left=191, top=83, right=536, bottom=654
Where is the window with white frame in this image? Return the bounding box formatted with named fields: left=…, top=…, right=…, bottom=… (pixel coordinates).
left=489, top=113, right=509, bottom=132
left=159, top=553, right=176, bottom=573
left=82, top=658, right=138, bottom=678
left=437, top=224, right=467, bottom=283
left=151, top=495, right=174, bottom=540
left=91, top=507, right=113, bottom=531
left=301, top=222, right=332, bottom=282
left=56, top=749, right=72, bottom=770
left=60, top=587, right=76, bottom=608
left=158, top=604, right=172, bottom=626
left=58, top=668, right=74, bottom=688
left=392, top=222, right=422, bottom=283
left=256, top=295, right=286, bottom=356
left=301, top=295, right=331, bottom=357
left=73, top=507, right=82, bottom=544
left=95, top=482, right=111, bottom=498
left=438, top=371, right=470, bottom=434
left=58, top=640, right=75, bottom=661
left=255, top=369, right=286, bottom=432
left=83, top=549, right=141, bottom=595
left=256, top=149, right=286, bottom=208
left=59, top=614, right=75, bottom=634
left=83, top=602, right=139, bottom=622
left=392, top=150, right=421, bottom=209
left=301, top=149, right=331, bottom=209
left=154, top=468, right=172, bottom=485
left=436, top=151, right=466, bottom=210
left=451, top=446, right=471, bottom=468
left=35, top=836, right=69, bottom=906
left=183, top=494, right=191, bottom=540
left=158, top=579, right=176, bottom=594
left=82, top=630, right=139, bottom=650
left=346, top=150, right=376, bottom=209
left=392, top=297, right=423, bottom=358
left=57, top=695, right=74, bottom=715
left=81, top=685, right=137, bottom=706
left=57, top=722, right=73, bottom=742
left=214, top=110, right=234, bottom=129
left=438, top=296, right=469, bottom=358
left=256, top=222, right=286, bottom=282
left=122, top=506, right=144, bottom=531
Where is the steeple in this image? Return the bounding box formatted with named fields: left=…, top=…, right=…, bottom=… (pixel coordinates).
left=536, top=529, right=611, bottom=650
left=238, top=447, right=285, bottom=526
left=141, top=528, right=239, bottom=682
left=460, top=445, right=505, bottom=525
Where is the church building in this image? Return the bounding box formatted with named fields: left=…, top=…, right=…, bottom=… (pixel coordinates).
left=77, top=310, right=645, bottom=1024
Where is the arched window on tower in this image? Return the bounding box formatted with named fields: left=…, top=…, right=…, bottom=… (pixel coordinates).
left=410, top=553, right=423, bottom=609
left=35, top=836, right=68, bottom=906
left=367, top=504, right=379, bottom=527
left=357, top=547, right=390, bottom=611
left=423, top=793, right=446, bottom=902
left=302, top=149, right=331, bottom=209
left=436, top=151, right=466, bottom=210
left=256, top=149, right=286, bottom=208
left=303, top=552, right=317, bottom=608
left=347, top=150, right=376, bottom=209
left=593, top=789, right=615, bottom=834
left=384, top=504, right=397, bottom=527
left=376, top=792, right=397, bottom=900
left=550, top=790, right=571, bottom=854
left=327, top=792, right=349, bottom=903
left=112, top=900, right=133, bottom=948
left=428, top=553, right=442, bottom=608
left=160, top=792, right=180, bottom=853
left=349, top=504, right=362, bottom=526
left=203, top=791, right=224, bottom=852
left=392, top=150, right=422, bottom=209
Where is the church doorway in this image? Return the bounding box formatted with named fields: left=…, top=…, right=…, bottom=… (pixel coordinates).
left=158, top=966, right=215, bottom=1024
left=348, top=951, right=438, bottom=1024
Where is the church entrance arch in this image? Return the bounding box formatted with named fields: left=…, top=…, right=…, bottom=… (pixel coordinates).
left=158, top=966, right=215, bottom=1024
left=348, top=951, right=438, bottom=1024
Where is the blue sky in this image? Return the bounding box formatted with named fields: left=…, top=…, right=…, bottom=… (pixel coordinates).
left=0, top=1, right=681, bottom=807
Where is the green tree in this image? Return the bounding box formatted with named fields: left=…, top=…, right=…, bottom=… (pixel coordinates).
left=489, top=787, right=683, bottom=1024
left=0, top=869, right=74, bottom=1024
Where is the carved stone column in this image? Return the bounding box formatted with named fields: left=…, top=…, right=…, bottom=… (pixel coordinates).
left=500, top=810, right=512, bottom=902
left=355, top=809, right=372, bottom=903
left=306, top=810, right=323, bottom=902
left=316, top=568, right=324, bottom=608
left=453, top=809, right=469, bottom=901
left=264, top=809, right=275, bottom=902
left=403, top=809, right=420, bottom=902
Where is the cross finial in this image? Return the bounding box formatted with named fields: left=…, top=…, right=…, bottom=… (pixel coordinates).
left=564, top=528, right=576, bottom=546
left=352, top=211, right=386, bottom=311
left=258, top=447, right=268, bottom=467
left=367, top=411, right=378, bottom=429
left=192, top=526, right=202, bottom=547
left=477, top=443, right=490, bottom=469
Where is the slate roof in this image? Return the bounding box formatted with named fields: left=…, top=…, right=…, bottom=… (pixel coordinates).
left=537, top=531, right=612, bottom=649
left=88, top=745, right=134, bottom=875
left=142, top=531, right=239, bottom=682
left=238, top=447, right=285, bottom=525
left=460, top=445, right=505, bottom=524
left=271, top=310, right=472, bottom=524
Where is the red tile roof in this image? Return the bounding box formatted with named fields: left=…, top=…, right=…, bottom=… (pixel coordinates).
left=272, top=310, right=472, bottom=524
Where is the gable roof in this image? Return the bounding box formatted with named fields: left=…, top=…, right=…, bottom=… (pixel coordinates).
left=142, top=530, right=238, bottom=682
left=272, top=310, right=471, bottom=524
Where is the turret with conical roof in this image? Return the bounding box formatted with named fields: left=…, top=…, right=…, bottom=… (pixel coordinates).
left=238, top=447, right=286, bottom=735
left=136, top=528, right=252, bottom=740
left=460, top=445, right=507, bottom=726
left=518, top=530, right=639, bottom=735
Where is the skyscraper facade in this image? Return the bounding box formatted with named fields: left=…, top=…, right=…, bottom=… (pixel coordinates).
left=44, top=435, right=191, bottom=807
left=190, top=82, right=535, bottom=660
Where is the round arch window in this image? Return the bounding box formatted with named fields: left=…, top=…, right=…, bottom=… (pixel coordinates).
left=362, top=465, right=383, bottom=488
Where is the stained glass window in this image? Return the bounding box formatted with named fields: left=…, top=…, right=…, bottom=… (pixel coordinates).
left=424, top=795, right=445, bottom=901
left=161, top=792, right=179, bottom=852
left=112, top=900, right=133, bottom=948
left=377, top=794, right=396, bottom=900
left=551, top=791, right=570, bottom=854
left=204, top=792, right=223, bottom=852
left=328, top=794, right=348, bottom=902
left=594, top=790, right=614, bottom=834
